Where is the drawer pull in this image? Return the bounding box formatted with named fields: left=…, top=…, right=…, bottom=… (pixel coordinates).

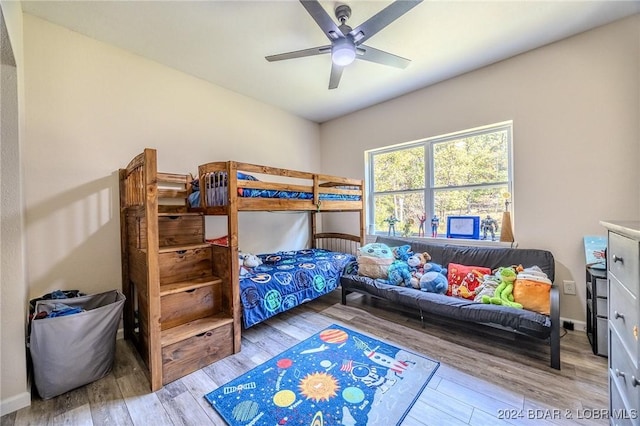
left=196, top=331, right=213, bottom=338
left=632, top=376, right=639, bottom=387
left=185, top=289, right=196, bottom=293
left=612, top=255, right=624, bottom=264
left=176, top=250, right=187, bottom=255
left=614, top=311, right=625, bottom=320
left=168, top=216, right=180, bottom=220
left=615, top=369, right=625, bottom=378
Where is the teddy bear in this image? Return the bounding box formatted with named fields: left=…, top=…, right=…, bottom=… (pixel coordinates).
left=239, top=252, right=262, bottom=277
left=482, top=266, right=522, bottom=309
left=407, top=252, right=431, bottom=289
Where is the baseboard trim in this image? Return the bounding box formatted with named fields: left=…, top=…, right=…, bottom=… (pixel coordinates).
left=1, top=391, right=31, bottom=416
left=560, top=317, right=587, bottom=332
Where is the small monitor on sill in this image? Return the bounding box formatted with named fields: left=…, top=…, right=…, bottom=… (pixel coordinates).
left=446, top=216, right=480, bottom=240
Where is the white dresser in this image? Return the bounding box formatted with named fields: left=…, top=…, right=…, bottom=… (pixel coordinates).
left=601, top=221, right=640, bottom=426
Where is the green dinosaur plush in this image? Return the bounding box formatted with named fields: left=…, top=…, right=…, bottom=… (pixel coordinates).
left=482, top=267, right=523, bottom=309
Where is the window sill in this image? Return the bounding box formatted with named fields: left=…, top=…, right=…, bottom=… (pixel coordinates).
left=367, top=234, right=519, bottom=249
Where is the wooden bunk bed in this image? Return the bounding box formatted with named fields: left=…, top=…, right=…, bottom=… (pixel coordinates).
left=119, top=149, right=364, bottom=391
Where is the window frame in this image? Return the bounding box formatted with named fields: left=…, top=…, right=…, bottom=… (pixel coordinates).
left=366, top=121, right=514, bottom=239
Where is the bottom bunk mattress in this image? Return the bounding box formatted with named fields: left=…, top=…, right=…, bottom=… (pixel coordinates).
left=240, top=248, right=357, bottom=328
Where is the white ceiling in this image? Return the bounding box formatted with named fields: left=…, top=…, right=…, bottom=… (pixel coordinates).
left=21, top=0, right=640, bottom=123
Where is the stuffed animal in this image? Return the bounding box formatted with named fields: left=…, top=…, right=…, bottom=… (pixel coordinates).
left=392, top=245, right=414, bottom=262
left=357, top=243, right=395, bottom=279
left=386, top=261, right=413, bottom=287
left=407, top=252, right=431, bottom=289
left=423, top=262, right=447, bottom=275
left=239, top=252, right=262, bottom=276
left=482, top=267, right=522, bottom=309
left=474, top=274, right=500, bottom=303
left=419, top=271, right=448, bottom=294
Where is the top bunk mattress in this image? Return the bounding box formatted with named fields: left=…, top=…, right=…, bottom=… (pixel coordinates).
left=188, top=171, right=361, bottom=207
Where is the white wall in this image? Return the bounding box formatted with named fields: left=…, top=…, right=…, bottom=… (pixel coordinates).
left=22, top=15, right=321, bottom=302
left=0, top=1, right=30, bottom=416
left=320, top=15, right=640, bottom=322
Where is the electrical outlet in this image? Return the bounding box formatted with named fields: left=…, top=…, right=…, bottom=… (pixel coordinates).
left=563, top=280, right=576, bottom=295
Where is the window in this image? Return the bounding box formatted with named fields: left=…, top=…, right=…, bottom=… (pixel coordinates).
left=367, top=122, right=513, bottom=240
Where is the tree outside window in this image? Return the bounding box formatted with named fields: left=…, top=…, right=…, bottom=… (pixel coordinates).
left=368, top=122, right=512, bottom=239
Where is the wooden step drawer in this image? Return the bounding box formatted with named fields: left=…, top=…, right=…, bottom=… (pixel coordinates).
left=158, top=215, right=204, bottom=247
left=161, top=284, right=222, bottom=330
left=159, top=247, right=212, bottom=284
left=137, top=215, right=205, bottom=249
left=162, top=322, right=233, bottom=385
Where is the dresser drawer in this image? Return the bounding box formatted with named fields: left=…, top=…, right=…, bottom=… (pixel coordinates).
left=609, top=373, right=639, bottom=426
left=609, top=232, right=640, bottom=297
left=596, top=297, right=608, bottom=317
left=609, top=276, right=639, bottom=367
left=596, top=278, right=608, bottom=297
left=609, top=328, right=640, bottom=415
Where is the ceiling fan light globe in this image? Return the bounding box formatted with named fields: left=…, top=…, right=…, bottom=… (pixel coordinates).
left=331, top=43, right=356, bottom=66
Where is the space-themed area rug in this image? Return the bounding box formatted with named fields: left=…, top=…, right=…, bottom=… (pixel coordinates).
left=204, top=324, right=439, bottom=425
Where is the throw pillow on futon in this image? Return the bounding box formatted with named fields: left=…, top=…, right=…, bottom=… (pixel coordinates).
left=513, top=266, right=552, bottom=315
left=357, top=243, right=395, bottom=279
left=447, top=263, right=492, bottom=299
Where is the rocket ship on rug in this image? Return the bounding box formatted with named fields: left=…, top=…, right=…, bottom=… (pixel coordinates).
left=352, top=336, right=412, bottom=376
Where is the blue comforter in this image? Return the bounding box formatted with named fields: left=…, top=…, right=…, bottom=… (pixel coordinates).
left=240, top=249, right=357, bottom=328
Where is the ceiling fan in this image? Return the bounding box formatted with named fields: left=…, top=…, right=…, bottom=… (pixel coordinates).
left=266, top=0, right=423, bottom=89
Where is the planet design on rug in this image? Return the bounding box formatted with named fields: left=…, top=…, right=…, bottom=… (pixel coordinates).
left=298, top=372, right=340, bottom=402
left=319, top=328, right=348, bottom=344
left=277, top=358, right=293, bottom=369
left=231, top=400, right=259, bottom=422
left=341, top=386, right=365, bottom=404
left=310, top=411, right=324, bottom=426
left=273, top=389, right=296, bottom=407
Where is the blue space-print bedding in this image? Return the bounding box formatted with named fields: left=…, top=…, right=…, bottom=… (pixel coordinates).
left=238, top=188, right=360, bottom=201
left=240, top=249, right=357, bottom=328
left=187, top=171, right=360, bottom=207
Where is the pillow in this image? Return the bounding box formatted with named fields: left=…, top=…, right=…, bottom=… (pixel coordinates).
left=358, top=243, right=394, bottom=259
left=237, top=171, right=259, bottom=181
left=206, top=235, right=229, bottom=247
left=513, top=267, right=552, bottom=314
left=447, top=263, right=492, bottom=299
left=357, top=256, right=394, bottom=279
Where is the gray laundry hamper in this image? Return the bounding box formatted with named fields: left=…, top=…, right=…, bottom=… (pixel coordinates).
left=29, top=290, right=125, bottom=399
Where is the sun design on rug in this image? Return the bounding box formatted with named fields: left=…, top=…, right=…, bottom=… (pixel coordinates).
left=298, top=372, right=340, bottom=402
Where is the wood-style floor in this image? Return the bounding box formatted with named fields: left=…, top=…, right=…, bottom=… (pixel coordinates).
left=1, top=290, right=608, bottom=426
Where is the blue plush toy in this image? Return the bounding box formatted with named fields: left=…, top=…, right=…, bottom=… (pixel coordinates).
left=386, top=260, right=413, bottom=287
left=419, top=269, right=448, bottom=294
left=423, top=262, right=447, bottom=275
left=392, top=245, right=413, bottom=262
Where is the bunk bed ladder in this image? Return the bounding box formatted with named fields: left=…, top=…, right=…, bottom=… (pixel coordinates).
left=120, top=149, right=237, bottom=392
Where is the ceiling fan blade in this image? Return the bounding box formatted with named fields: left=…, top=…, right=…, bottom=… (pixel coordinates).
left=350, top=0, right=423, bottom=45
left=300, top=0, right=343, bottom=40
left=328, top=63, right=344, bottom=90
left=266, top=45, right=331, bottom=62
left=356, top=45, right=411, bottom=69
